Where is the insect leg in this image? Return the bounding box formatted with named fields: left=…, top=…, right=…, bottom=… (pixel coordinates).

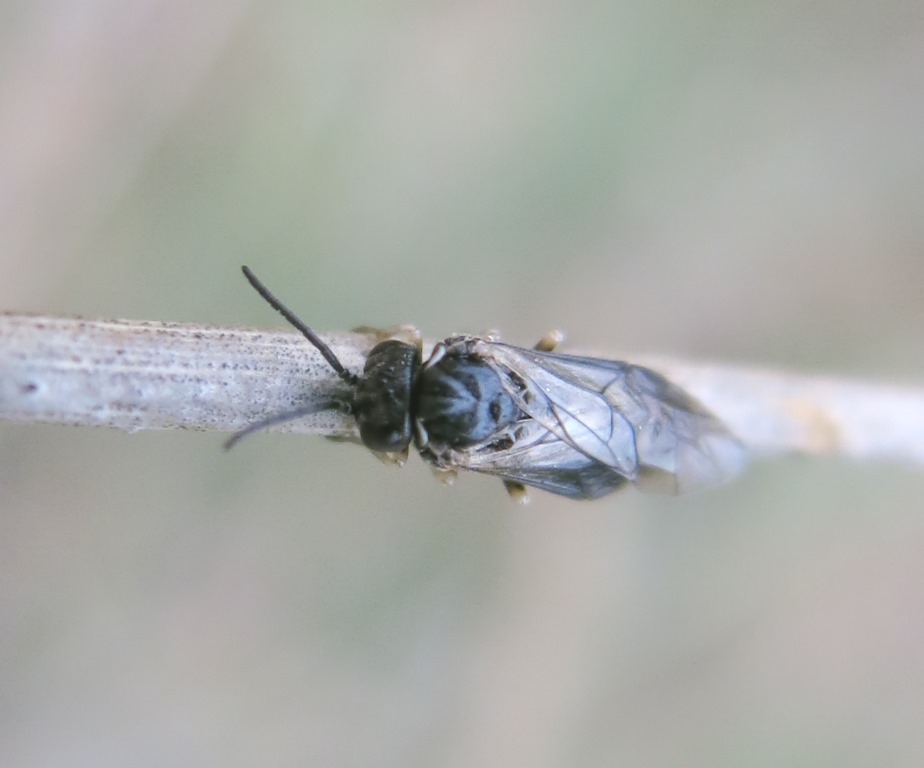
left=503, top=480, right=531, bottom=505
left=429, top=465, right=458, bottom=486
left=533, top=330, right=565, bottom=352
left=353, top=324, right=422, bottom=351
left=369, top=448, right=411, bottom=467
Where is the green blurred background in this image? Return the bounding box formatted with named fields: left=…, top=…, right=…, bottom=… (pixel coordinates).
left=2, top=1, right=923, bottom=765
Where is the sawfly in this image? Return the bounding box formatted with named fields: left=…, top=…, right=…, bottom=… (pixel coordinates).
left=226, top=267, right=747, bottom=501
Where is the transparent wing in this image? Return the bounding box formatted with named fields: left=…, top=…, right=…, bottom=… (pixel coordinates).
left=610, top=363, right=748, bottom=493
left=483, top=344, right=640, bottom=477
left=490, top=463, right=628, bottom=500
left=484, top=343, right=747, bottom=494
left=436, top=421, right=630, bottom=500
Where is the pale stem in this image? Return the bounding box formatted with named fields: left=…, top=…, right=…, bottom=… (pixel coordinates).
left=1, top=313, right=922, bottom=469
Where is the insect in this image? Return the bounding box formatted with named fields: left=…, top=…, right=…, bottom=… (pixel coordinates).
left=226, top=266, right=747, bottom=501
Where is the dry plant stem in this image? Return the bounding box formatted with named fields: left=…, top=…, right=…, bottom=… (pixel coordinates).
left=1, top=312, right=923, bottom=469
left=0, top=313, right=366, bottom=439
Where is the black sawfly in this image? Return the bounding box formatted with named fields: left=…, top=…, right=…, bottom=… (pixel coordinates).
left=226, top=266, right=747, bottom=501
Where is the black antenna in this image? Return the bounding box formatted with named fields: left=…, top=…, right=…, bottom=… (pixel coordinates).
left=223, top=399, right=349, bottom=451
left=240, top=265, right=358, bottom=385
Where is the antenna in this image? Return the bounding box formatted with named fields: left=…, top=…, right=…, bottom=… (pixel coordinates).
left=226, top=266, right=360, bottom=449
left=223, top=399, right=349, bottom=451
left=240, top=266, right=358, bottom=385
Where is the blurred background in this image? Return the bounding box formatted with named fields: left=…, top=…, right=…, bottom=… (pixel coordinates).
left=2, top=1, right=923, bottom=765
